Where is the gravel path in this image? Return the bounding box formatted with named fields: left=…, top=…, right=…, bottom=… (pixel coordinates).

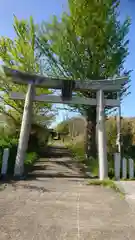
left=0, top=177, right=135, bottom=240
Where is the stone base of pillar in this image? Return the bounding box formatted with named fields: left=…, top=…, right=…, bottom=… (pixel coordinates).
left=13, top=175, right=27, bottom=181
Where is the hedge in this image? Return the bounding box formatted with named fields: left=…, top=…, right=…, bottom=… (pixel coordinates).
left=0, top=137, right=38, bottom=175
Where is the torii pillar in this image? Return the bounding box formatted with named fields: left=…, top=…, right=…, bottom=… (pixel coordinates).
left=14, top=83, right=35, bottom=177
left=96, top=89, right=108, bottom=180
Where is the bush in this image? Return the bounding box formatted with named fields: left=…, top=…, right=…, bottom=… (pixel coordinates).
left=67, top=116, right=135, bottom=179
left=68, top=140, right=85, bottom=162
left=0, top=137, right=18, bottom=174
left=0, top=122, right=48, bottom=176
left=0, top=149, right=38, bottom=175
left=25, top=152, right=38, bottom=166
left=106, top=118, right=134, bottom=158
left=28, top=124, right=50, bottom=153
left=0, top=134, right=38, bottom=175
left=68, top=139, right=115, bottom=178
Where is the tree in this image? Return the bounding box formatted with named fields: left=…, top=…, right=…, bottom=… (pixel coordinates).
left=0, top=16, right=58, bottom=175
left=37, top=0, right=130, bottom=158
left=0, top=16, right=55, bottom=129
left=56, top=121, right=69, bottom=134
left=106, top=117, right=133, bottom=155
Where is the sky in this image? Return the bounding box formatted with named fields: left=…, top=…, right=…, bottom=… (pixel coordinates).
left=0, top=0, right=135, bottom=125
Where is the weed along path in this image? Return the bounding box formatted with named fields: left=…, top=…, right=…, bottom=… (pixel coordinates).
left=1, top=146, right=135, bottom=239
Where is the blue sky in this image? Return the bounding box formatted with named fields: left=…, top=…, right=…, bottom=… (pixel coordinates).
left=0, top=0, right=135, bottom=124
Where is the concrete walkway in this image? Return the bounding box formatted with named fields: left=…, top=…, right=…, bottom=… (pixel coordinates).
left=116, top=181, right=135, bottom=203
left=1, top=145, right=135, bottom=240
left=1, top=178, right=135, bottom=239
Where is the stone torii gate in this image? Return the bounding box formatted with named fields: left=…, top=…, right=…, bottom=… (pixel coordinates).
left=3, top=67, right=127, bottom=180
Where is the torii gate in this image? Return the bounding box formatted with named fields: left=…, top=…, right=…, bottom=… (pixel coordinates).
left=3, top=66, right=127, bottom=180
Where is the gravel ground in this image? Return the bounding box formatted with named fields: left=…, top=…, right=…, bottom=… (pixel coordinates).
left=0, top=178, right=135, bottom=240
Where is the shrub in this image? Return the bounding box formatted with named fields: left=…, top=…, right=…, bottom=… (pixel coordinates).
left=23, top=152, right=38, bottom=174
left=0, top=136, right=37, bottom=174
left=68, top=139, right=115, bottom=178
left=28, top=125, right=50, bottom=154
left=0, top=123, right=47, bottom=176
left=0, top=136, right=18, bottom=174
left=68, top=140, right=85, bottom=162
left=24, top=152, right=38, bottom=166
left=106, top=118, right=134, bottom=158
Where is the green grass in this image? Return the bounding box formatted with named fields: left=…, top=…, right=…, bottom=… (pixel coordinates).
left=24, top=152, right=38, bottom=165
left=88, top=179, right=125, bottom=198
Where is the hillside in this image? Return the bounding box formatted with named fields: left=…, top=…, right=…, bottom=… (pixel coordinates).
left=66, top=116, right=86, bottom=137
left=56, top=115, right=135, bottom=144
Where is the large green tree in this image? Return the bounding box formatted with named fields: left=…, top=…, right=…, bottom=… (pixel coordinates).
left=0, top=16, right=55, bottom=130
left=37, top=0, right=130, bottom=158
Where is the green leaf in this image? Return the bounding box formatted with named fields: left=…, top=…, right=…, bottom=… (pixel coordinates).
left=0, top=16, right=55, bottom=128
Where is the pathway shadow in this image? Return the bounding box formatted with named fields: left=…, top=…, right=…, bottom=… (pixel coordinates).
left=27, top=172, right=90, bottom=180
left=41, top=146, right=73, bottom=158
left=0, top=172, right=91, bottom=185
left=0, top=145, right=92, bottom=183
left=11, top=183, right=49, bottom=192
left=31, top=165, right=47, bottom=171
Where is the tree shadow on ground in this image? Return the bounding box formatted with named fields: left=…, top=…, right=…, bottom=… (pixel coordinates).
left=27, top=173, right=90, bottom=179
left=12, top=183, right=49, bottom=192
left=0, top=145, right=94, bottom=183
left=30, top=165, right=47, bottom=171
left=40, top=146, right=73, bottom=158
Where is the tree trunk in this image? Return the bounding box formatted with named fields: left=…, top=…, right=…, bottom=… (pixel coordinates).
left=85, top=106, right=97, bottom=159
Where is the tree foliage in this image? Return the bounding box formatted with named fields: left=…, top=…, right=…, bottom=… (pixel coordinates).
left=37, top=0, right=131, bottom=158
left=38, top=0, right=130, bottom=93
left=106, top=117, right=133, bottom=156
left=0, top=16, right=55, bottom=128
left=60, top=116, right=135, bottom=158
left=56, top=121, right=69, bottom=134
